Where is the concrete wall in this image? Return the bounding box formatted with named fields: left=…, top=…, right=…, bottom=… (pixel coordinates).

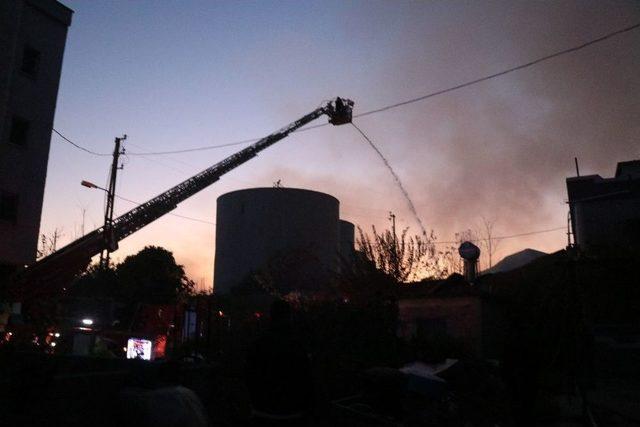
left=399, top=295, right=507, bottom=358
left=213, top=187, right=343, bottom=294
left=572, top=196, right=640, bottom=253
left=0, top=0, right=72, bottom=267
left=567, top=161, right=640, bottom=255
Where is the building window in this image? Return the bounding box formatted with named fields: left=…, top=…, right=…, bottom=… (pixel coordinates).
left=0, top=192, right=19, bottom=223
left=21, top=45, right=41, bottom=78
left=9, top=116, right=30, bottom=146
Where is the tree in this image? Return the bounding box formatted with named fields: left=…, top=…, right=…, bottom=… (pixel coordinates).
left=356, top=214, right=435, bottom=283
left=69, top=264, right=120, bottom=299
left=335, top=217, right=438, bottom=369
left=117, top=246, right=194, bottom=305
left=338, top=248, right=397, bottom=306
left=429, top=245, right=460, bottom=279
left=36, top=228, right=64, bottom=259
left=478, top=216, right=501, bottom=270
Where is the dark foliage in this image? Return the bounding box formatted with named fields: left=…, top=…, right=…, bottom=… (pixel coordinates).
left=356, top=224, right=434, bottom=283
left=69, top=246, right=194, bottom=306
left=69, top=264, right=120, bottom=299
left=117, top=246, right=194, bottom=305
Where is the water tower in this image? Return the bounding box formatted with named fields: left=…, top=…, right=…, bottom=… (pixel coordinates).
left=458, top=241, right=480, bottom=282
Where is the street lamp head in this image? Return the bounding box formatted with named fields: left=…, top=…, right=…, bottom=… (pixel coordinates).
left=81, top=180, right=98, bottom=189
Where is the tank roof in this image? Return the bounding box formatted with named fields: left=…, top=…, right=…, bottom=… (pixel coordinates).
left=217, top=187, right=339, bottom=204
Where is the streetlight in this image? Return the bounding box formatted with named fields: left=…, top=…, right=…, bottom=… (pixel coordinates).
left=81, top=179, right=116, bottom=268
left=81, top=180, right=106, bottom=192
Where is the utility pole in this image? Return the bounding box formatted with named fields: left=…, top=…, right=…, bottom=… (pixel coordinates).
left=100, top=135, right=126, bottom=269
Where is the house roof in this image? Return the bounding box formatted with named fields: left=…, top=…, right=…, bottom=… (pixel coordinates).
left=399, top=249, right=640, bottom=324
left=399, top=250, right=566, bottom=301
left=399, top=273, right=482, bottom=299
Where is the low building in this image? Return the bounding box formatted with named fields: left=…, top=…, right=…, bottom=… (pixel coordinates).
left=567, top=160, right=640, bottom=255
left=398, top=274, right=505, bottom=358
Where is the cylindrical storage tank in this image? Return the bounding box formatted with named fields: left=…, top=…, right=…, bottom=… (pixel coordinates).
left=214, top=188, right=340, bottom=294
left=339, top=220, right=355, bottom=263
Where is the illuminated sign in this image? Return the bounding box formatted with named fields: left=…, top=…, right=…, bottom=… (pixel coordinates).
left=126, top=338, right=152, bottom=360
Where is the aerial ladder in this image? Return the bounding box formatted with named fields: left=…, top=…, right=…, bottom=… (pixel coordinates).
left=11, top=97, right=354, bottom=300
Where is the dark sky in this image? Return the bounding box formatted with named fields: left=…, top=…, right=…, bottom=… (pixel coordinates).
left=43, top=0, right=640, bottom=288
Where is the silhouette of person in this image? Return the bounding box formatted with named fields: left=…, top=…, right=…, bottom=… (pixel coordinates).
left=246, top=299, right=314, bottom=426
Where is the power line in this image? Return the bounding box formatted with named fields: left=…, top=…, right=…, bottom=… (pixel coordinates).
left=52, top=129, right=110, bottom=156
left=142, top=21, right=640, bottom=147
left=53, top=22, right=639, bottom=158
left=126, top=137, right=260, bottom=156
left=355, top=22, right=640, bottom=119
left=125, top=141, right=193, bottom=177
left=136, top=20, right=640, bottom=154
left=341, top=211, right=389, bottom=221
left=342, top=204, right=391, bottom=213
left=52, top=130, right=205, bottom=176
left=127, top=141, right=199, bottom=171
left=340, top=209, right=567, bottom=242
left=59, top=23, right=638, bottom=157
left=433, top=226, right=566, bottom=245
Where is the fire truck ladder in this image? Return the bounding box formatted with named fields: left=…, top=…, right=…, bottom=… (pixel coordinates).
left=15, top=97, right=354, bottom=299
